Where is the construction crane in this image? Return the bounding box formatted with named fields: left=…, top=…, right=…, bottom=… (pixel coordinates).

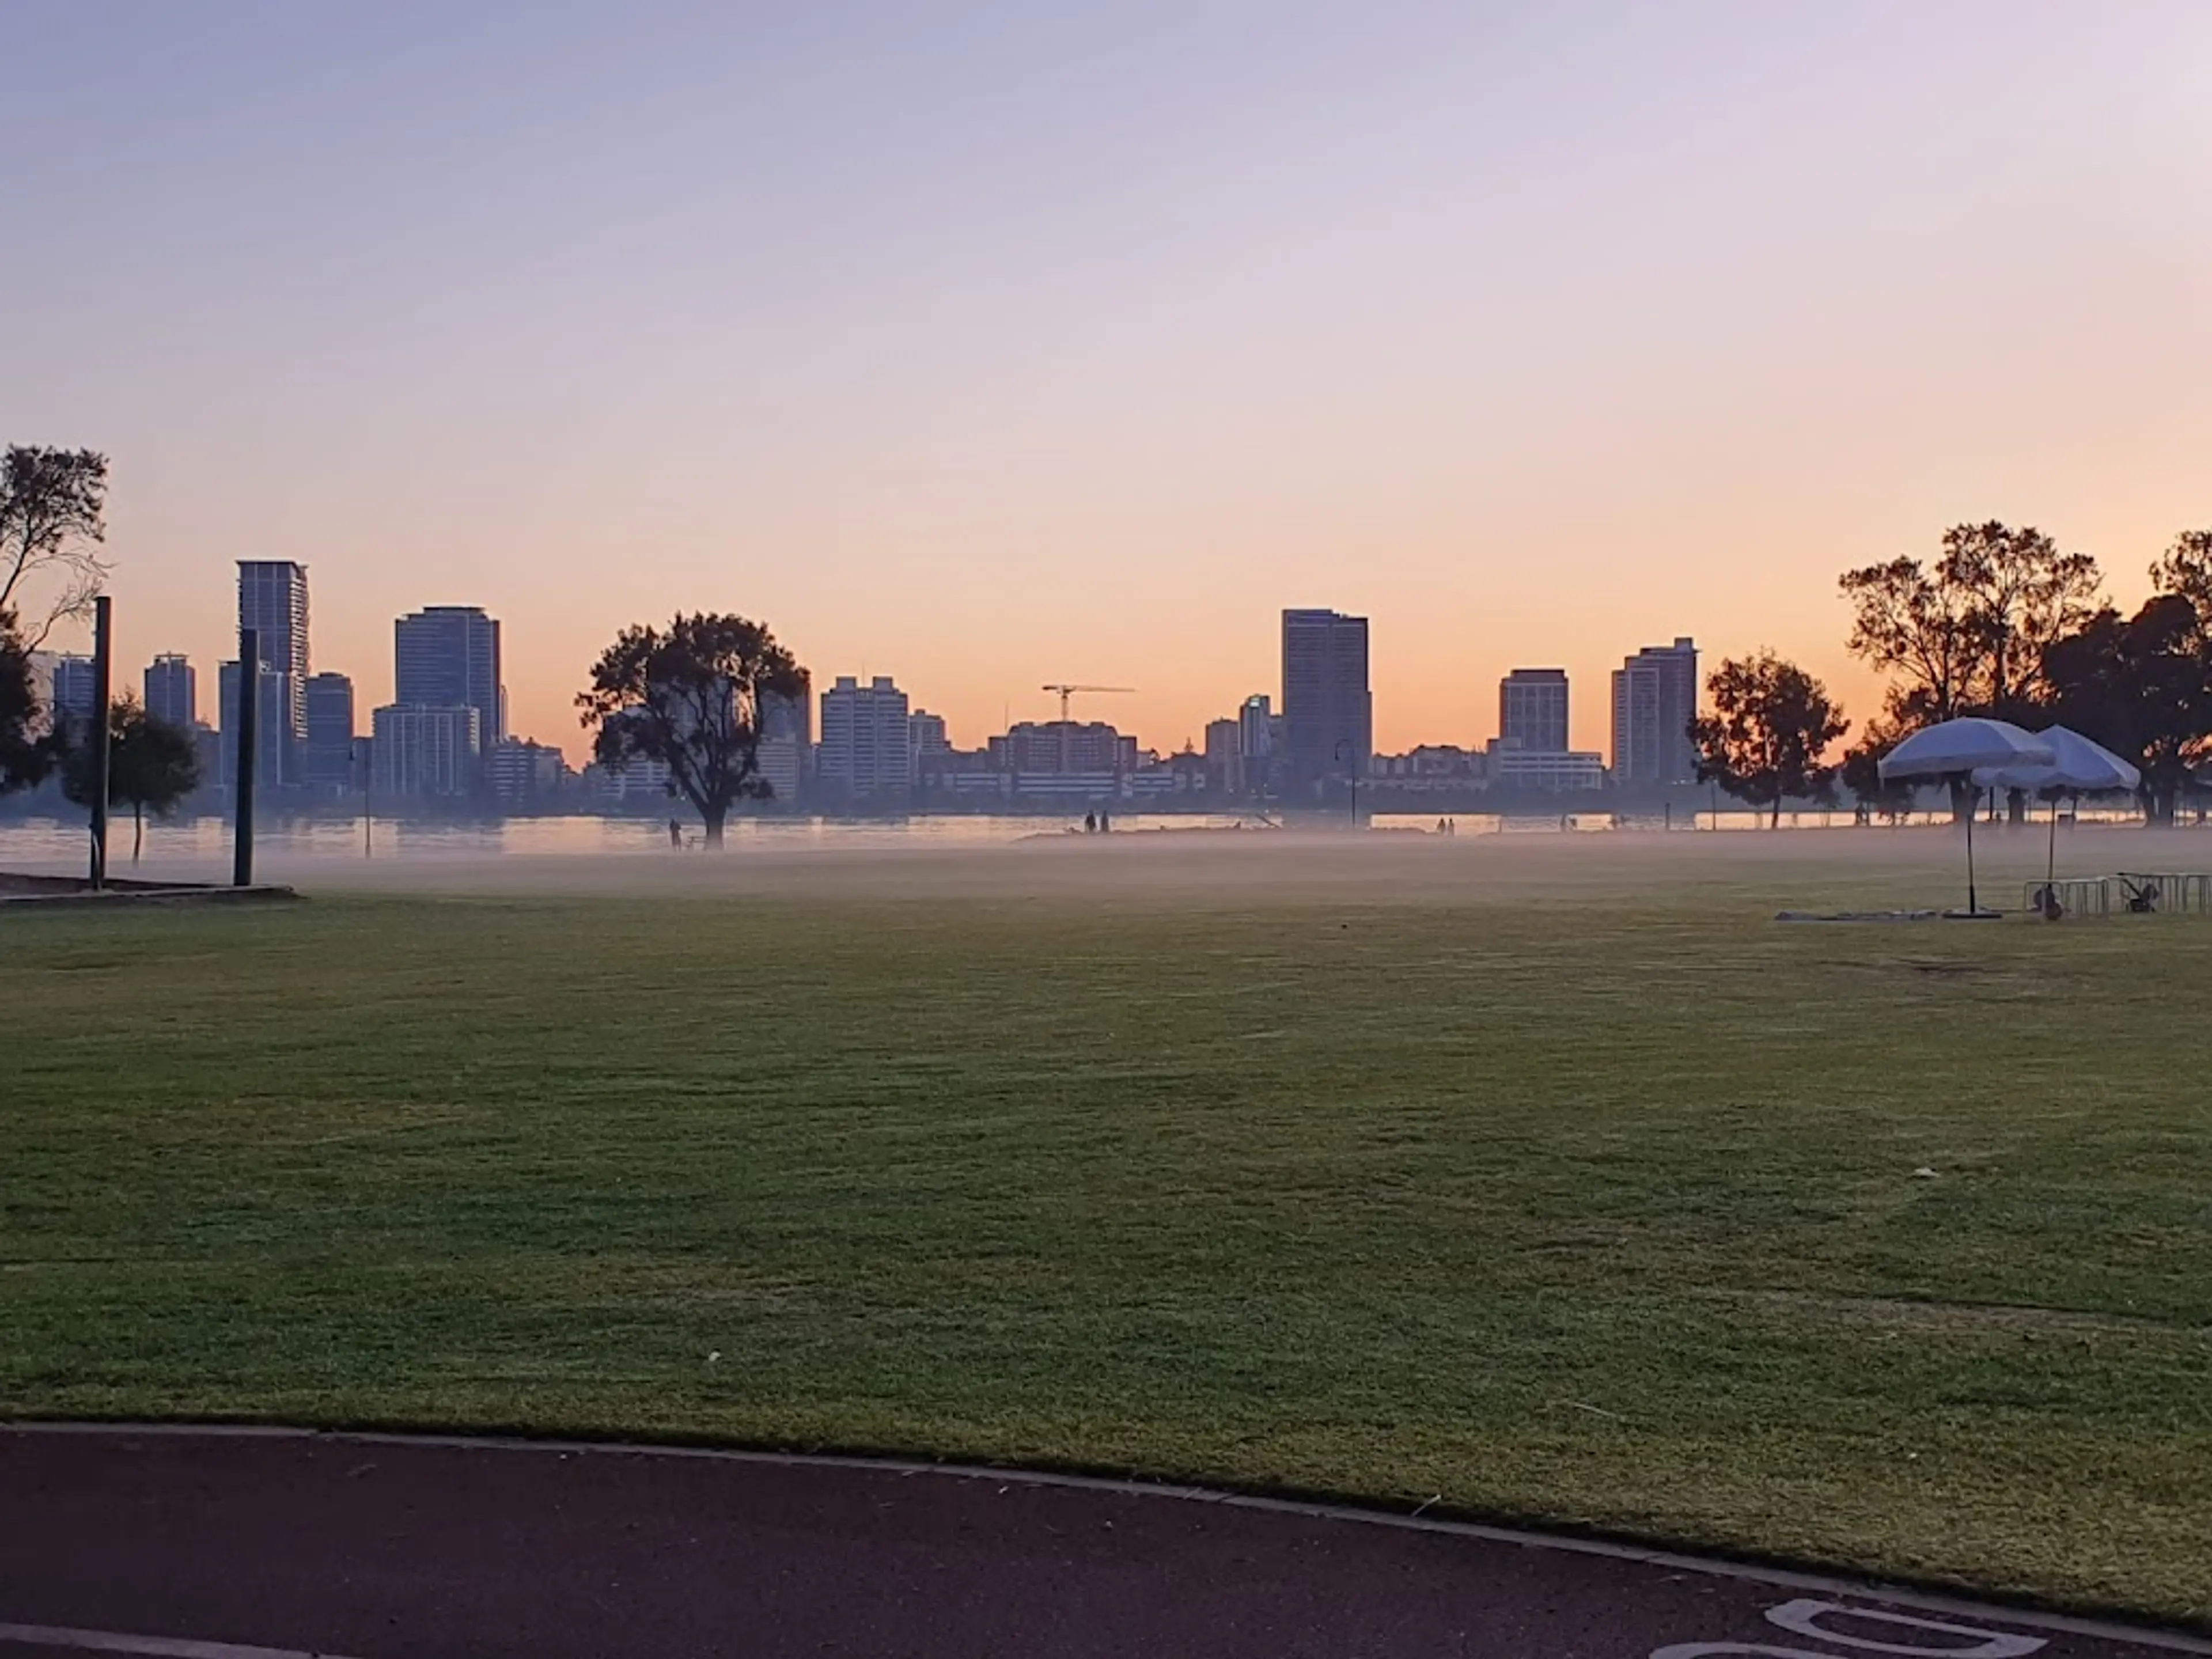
left=1041, top=684, right=1135, bottom=721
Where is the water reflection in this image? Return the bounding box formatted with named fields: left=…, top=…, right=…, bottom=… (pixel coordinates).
left=0, top=803, right=2160, bottom=877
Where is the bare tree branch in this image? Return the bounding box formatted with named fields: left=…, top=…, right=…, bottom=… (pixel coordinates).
left=0, top=446, right=112, bottom=646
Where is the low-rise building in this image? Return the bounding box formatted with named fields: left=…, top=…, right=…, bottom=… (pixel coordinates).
left=1485, top=740, right=1605, bottom=792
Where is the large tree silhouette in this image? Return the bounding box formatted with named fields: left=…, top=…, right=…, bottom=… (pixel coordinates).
left=1, top=613, right=58, bottom=794
left=0, top=446, right=111, bottom=648
left=577, top=612, right=806, bottom=848
left=2041, top=594, right=2212, bottom=826
left=1840, top=522, right=2100, bottom=820
left=1691, top=652, right=1849, bottom=828
left=2151, top=529, right=2212, bottom=630
left=1840, top=521, right=2101, bottom=729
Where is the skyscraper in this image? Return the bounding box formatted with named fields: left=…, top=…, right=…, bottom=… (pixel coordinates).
left=393, top=606, right=503, bottom=744
left=818, top=675, right=912, bottom=797
left=1611, top=637, right=1700, bottom=785
left=1281, top=609, right=1371, bottom=798
left=237, top=562, right=309, bottom=759
left=1234, top=694, right=1276, bottom=797
left=304, top=672, right=357, bottom=792
left=1205, top=717, right=1241, bottom=793
left=144, top=654, right=198, bottom=730
left=757, top=677, right=815, bottom=806
left=237, top=562, right=309, bottom=681
left=217, top=658, right=291, bottom=791
left=48, top=654, right=97, bottom=734
left=1499, top=669, right=1570, bottom=753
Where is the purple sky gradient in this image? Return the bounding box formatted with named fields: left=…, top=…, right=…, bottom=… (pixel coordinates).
left=9, top=1, right=2210, bottom=756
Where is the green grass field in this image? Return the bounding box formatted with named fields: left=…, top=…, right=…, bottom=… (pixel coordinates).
left=3, top=836, right=2209, bottom=1624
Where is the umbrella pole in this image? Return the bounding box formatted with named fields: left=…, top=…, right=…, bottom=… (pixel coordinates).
left=2048, top=797, right=2058, bottom=889
left=1966, top=790, right=1978, bottom=916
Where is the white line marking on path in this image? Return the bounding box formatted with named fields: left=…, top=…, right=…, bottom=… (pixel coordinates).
left=0, top=1623, right=365, bottom=1659
left=9, top=1423, right=2211, bottom=1656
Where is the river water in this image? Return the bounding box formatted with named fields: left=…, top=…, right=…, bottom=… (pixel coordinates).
left=2, top=803, right=2154, bottom=881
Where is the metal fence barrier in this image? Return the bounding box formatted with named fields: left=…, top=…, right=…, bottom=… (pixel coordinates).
left=2113, top=872, right=2212, bottom=914
left=2023, top=877, right=2112, bottom=917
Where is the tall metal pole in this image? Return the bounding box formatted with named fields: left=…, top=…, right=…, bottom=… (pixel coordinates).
left=233, top=627, right=258, bottom=888
left=89, top=596, right=113, bottom=889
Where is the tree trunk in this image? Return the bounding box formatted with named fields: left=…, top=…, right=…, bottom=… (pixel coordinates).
left=2006, top=788, right=2027, bottom=827
left=702, top=808, right=726, bottom=849
left=132, top=802, right=143, bottom=863
left=1949, top=777, right=1971, bottom=824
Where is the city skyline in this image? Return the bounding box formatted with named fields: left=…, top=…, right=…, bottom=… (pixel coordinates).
left=11, top=4, right=2209, bottom=758
left=101, top=572, right=1702, bottom=779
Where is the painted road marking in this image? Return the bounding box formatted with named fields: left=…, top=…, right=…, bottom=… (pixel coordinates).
left=1655, top=1598, right=2053, bottom=1659
left=0, top=1596, right=2157, bottom=1659
left=1766, top=1599, right=2047, bottom=1656
left=0, top=1624, right=365, bottom=1659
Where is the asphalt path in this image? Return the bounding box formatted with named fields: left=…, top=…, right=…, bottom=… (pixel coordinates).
left=0, top=1426, right=2202, bottom=1659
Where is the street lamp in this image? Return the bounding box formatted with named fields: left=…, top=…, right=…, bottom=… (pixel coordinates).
left=1334, top=739, right=1359, bottom=831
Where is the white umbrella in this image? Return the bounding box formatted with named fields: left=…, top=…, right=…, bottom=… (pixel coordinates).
left=1972, top=725, right=2139, bottom=796
left=1973, top=726, right=2142, bottom=906
left=1878, top=719, right=2056, bottom=916
left=1878, top=718, right=2054, bottom=781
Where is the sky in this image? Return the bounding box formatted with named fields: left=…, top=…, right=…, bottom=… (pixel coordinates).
left=7, top=1, right=2210, bottom=761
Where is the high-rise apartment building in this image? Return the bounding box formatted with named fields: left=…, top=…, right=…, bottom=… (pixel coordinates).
left=48, top=654, right=97, bottom=734
left=237, top=562, right=310, bottom=681
left=762, top=682, right=813, bottom=748
left=303, top=672, right=358, bottom=793
left=144, top=654, right=198, bottom=731
left=217, top=659, right=292, bottom=790
left=1611, top=637, right=1699, bottom=785
left=752, top=679, right=813, bottom=805
left=484, top=737, right=568, bottom=805
left=237, top=562, right=309, bottom=753
left=370, top=703, right=482, bottom=799
left=1499, top=669, right=1570, bottom=753
left=394, top=606, right=503, bottom=745
left=1281, top=609, right=1371, bottom=798
left=988, top=721, right=1137, bottom=775
left=818, top=675, right=912, bottom=797
left=1237, top=694, right=1272, bottom=760
left=1205, top=718, right=1241, bottom=793
left=908, top=709, right=949, bottom=764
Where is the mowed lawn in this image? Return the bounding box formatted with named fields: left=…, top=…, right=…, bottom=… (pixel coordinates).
left=2, top=846, right=2209, bottom=1623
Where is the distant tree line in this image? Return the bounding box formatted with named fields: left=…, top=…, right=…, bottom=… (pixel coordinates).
left=1694, top=523, right=2212, bottom=825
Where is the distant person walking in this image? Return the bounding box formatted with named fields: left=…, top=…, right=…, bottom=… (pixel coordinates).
left=1084, top=812, right=1097, bottom=834
left=668, top=817, right=683, bottom=850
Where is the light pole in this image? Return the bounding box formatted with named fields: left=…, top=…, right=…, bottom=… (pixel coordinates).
left=233, top=628, right=259, bottom=888
left=1334, top=739, right=1359, bottom=831
left=88, top=596, right=113, bottom=889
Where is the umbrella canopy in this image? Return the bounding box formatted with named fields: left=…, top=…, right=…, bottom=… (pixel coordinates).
left=1974, top=725, right=2141, bottom=795
left=1879, top=718, right=2053, bottom=781
left=1877, top=719, right=2057, bottom=918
